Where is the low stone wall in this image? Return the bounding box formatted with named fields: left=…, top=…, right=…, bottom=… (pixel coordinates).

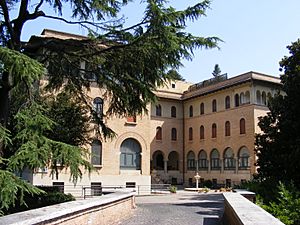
left=222, top=192, right=284, bottom=225
left=0, top=191, right=135, bottom=225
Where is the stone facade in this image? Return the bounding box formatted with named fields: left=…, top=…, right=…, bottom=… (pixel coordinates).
left=28, top=30, right=281, bottom=190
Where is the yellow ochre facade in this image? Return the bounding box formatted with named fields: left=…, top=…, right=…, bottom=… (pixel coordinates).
left=28, top=30, right=281, bottom=190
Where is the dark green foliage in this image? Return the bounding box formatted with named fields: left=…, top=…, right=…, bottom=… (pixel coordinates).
left=3, top=187, right=75, bottom=215
left=234, top=178, right=279, bottom=204
left=254, top=40, right=300, bottom=224
left=44, top=92, right=91, bottom=146
left=0, top=170, right=44, bottom=215
left=258, top=182, right=300, bottom=225
left=167, top=69, right=185, bottom=81
left=255, top=40, right=300, bottom=188
left=0, top=0, right=220, bottom=213
left=203, top=179, right=212, bottom=188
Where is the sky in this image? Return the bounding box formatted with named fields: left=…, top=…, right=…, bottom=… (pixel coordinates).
left=18, top=0, right=300, bottom=83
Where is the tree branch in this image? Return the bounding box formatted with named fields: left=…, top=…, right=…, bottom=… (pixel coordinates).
left=0, top=0, right=15, bottom=49
left=34, top=0, right=44, bottom=14
left=18, top=0, right=29, bottom=19
left=42, top=15, right=111, bottom=30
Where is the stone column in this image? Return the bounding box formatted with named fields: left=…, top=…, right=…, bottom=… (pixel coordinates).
left=235, top=157, right=239, bottom=174
left=164, top=160, right=168, bottom=174
left=220, top=158, right=224, bottom=173
left=208, top=158, right=211, bottom=173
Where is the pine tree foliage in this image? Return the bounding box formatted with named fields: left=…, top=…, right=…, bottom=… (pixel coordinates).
left=0, top=169, right=43, bottom=215
left=0, top=47, right=44, bottom=90
left=0, top=0, right=220, bottom=212
left=0, top=124, right=11, bottom=147
left=8, top=102, right=92, bottom=182
left=167, top=69, right=185, bottom=81
left=45, top=92, right=92, bottom=146
left=255, top=39, right=300, bottom=188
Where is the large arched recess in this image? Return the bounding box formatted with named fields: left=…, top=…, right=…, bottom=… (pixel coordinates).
left=115, top=132, right=148, bottom=174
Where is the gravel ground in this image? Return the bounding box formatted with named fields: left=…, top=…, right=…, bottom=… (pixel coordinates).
left=118, top=191, right=224, bottom=225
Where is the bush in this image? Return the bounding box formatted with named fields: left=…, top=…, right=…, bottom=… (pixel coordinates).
left=3, top=187, right=75, bottom=215
left=259, top=182, right=300, bottom=225
left=234, top=178, right=279, bottom=204
left=169, top=185, right=177, bottom=193
left=203, top=180, right=212, bottom=189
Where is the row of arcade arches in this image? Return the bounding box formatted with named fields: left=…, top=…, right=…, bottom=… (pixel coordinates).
left=152, top=151, right=179, bottom=171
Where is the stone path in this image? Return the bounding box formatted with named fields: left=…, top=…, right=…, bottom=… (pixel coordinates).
left=118, top=191, right=224, bottom=225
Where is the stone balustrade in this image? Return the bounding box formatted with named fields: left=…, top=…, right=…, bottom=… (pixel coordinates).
left=0, top=191, right=135, bottom=225
left=223, top=192, right=284, bottom=225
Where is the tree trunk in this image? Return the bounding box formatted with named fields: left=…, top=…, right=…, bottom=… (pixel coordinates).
left=0, top=71, right=10, bottom=157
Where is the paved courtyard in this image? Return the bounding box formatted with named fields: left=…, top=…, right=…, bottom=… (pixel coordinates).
left=119, top=191, right=224, bottom=225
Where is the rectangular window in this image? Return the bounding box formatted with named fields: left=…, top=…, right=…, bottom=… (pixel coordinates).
left=91, top=140, right=102, bottom=166
left=127, top=116, right=136, bottom=123
left=53, top=182, right=64, bottom=193
left=126, top=182, right=136, bottom=188
left=212, top=179, right=218, bottom=189
left=91, top=182, right=102, bottom=196
left=226, top=179, right=231, bottom=188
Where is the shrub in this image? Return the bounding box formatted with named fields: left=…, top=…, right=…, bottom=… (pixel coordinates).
left=260, top=182, right=300, bottom=225
left=169, top=185, right=177, bottom=193
left=3, top=187, right=75, bottom=215
left=203, top=180, right=212, bottom=189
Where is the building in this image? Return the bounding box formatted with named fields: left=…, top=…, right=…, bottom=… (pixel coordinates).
left=26, top=30, right=281, bottom=192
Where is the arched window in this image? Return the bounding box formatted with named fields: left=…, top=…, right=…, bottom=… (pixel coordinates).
left=189, top=127, right=193, bottom=141
left=238, top=147, right=250, bottom=169
left=198, top=150, right=207, bottom=170
left=200, top=102, right=205, bottom=115
left=225, top=96, right=230, bottom=109
left=168, top=151, right=179, bottom=170
left=240, top=92, right=245, bottom=104
left=187, top=151, right=195, bottom=170
left=245, top=91, right=250, bottom=104
left=212, top=99, right=217, bottom=112
left=156, top=104, right=162, bottom=116
left=235, top=94, right=240, bottom=107
left=120, top=138, right=141, bottom=170
left=240, top=118, right=246, bottom=134
left=200, top=125, right=205, bottom=140
left=93, top=97, right=103, bottom=119
left=152, top=150, right=164, bottom=170
left=156, top=127, right=162, bottom=140
left=171, top=106, right=176, bottom=118
left=256, top=90, right=261, bottom=104
left=262, top=91, right=267, bottom=105
left=224, top=148, right=235, bottom=169
left=189, top=105, right=193, bottom=117
left=212, top=123, right=217, bottom=138
left=210, top=149, right=220, bottom=170
left=91, top=140, right=102, bottom=165
left=171, top=128, right=177, bottom=141
left=225, top=121, right=231, bottom=136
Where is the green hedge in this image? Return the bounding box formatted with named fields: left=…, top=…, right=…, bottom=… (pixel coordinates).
left=3, top=186, right=75, bottom=215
